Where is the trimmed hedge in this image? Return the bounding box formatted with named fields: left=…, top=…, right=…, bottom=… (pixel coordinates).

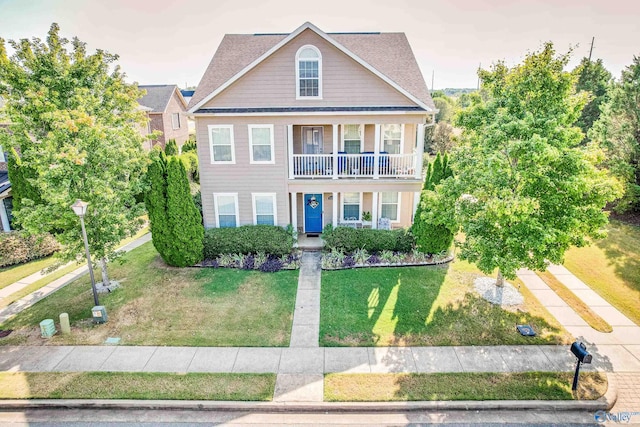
left=203, top=225, right=294, bottom=258
left=0, top=231, right=60, bottom=268
left=322, top=226, right=414, bottom=253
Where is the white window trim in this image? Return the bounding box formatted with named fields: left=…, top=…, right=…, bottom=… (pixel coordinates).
left=0, top=145, right=5, bottom=162
left=340, top=192, right=363, bottom=222
left=208, top=124, right=235, bottom=164
left=248, top=124, right=275, bottom=164
left=341, top=124, right=364, bottom=153
left=213, top=193, right=239, bottom=228
left=252, top=193, right=277, bottom=226
left=380, top=191, right=402, bottom=224
left=171, top=113, right=181, bottom=130
left=295, top=45, right=322, bottom=100
left=382, top=124, right=405, bottom=154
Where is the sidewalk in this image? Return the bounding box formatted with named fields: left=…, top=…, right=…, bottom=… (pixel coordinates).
left=0, top=233, right=152, bottom=325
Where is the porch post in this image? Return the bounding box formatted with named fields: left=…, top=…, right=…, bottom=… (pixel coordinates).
left=287, top=125, right=294, bottom=179
left=372, top=192, right=379, bottom=229
left=416, top=123, right=425, bottom=179
left=0, top=199, right=10, bottom=232
left=291, top=192, right=298, bottom=233
left=413, top=191, right=421, bottom=221
left=332, top=124, right=338, bottom=179
left=373, top=124, right=381, bottom=179
left=332, top=192, right=338, bottom=227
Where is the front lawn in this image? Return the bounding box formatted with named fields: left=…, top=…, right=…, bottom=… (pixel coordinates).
left=562, top=220, right=640, bottom=325
left=0, top=372, right=274, bottom=400
left=320, top=260, right=571, bottom=346
left=0, top=242, right=298, bottom=347
left=0, top=256, right=59, bottom=291
left=324, top=372, right=607, bottom=401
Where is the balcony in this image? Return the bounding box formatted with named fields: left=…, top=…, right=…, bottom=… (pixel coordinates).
left=290, top=152, right=418, bottom=179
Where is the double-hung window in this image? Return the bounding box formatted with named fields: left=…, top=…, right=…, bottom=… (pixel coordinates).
left=380, top=192, right=400, bottom=222
left=252, top=193, right=277, bottom=225
left=171, top=113, right=181, bottom=130
left=382, top=124, right=402, bottom=154
left=248, top=125, right=274, bottom=164
left=214, top=193, right=239, bottom=228
left=342, top=124, right=362, bottom=154
left=342, top=192, right=361, bottom=221
left=208, top=125, right=235, bottom=164
left=296, top=45, right=322, bottom=99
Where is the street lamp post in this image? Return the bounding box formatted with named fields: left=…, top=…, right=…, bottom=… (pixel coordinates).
left=71, top=199, right=99, bottom=307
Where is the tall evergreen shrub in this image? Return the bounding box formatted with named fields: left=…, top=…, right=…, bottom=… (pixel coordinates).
left=164, top=139, right=178, bottom=156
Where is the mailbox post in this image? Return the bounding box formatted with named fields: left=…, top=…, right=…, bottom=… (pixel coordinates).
left=570, top=341, right=592, bottom=391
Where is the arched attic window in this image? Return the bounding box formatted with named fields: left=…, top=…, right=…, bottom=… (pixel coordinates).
left=296, top=45, right=322, bottom=99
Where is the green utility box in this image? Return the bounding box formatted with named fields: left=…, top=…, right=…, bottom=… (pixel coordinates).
left=39, top=319, right=56, bottom=338
left=92, top=306, right=108, bottom=324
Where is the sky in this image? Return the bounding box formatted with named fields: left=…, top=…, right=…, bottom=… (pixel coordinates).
left=0, top=0, right=638, bottom=90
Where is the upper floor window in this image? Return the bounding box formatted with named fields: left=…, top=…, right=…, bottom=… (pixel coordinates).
left=208, top=125, right=235, bottom=164
left=296, top=45, right=322, bottom=99
left=171, top=113, right=181, bottom=130
left=248, top=124, right=275, bottom=164
left=342, top=124, right=362, bottom=154
left=382, top=124, right=403, bottom=154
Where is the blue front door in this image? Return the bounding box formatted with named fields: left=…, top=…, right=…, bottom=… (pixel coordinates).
left=304, top=194, right=323, bottom=233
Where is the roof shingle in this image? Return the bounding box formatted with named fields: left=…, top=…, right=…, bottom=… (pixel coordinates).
left=138, top=85, right=181, bottom=113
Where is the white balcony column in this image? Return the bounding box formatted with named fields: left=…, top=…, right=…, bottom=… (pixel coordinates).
left=373, top=124, right=381, bottom=179
left=413, top=191, right=421, bottom=221
left=332, top=192, right=338, bottom=227
left=371, top=192, right=379, bottom=229
left=0, top=199, right=10, bottom=232
left=332, top=124, right=338, bottom=179
left=287, top=124, right=294, bottom=179
left=291, top=192, right=298, bottom=232
left=416, top=123, right=425, bottom=179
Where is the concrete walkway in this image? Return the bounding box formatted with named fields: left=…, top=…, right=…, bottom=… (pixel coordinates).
left=0, top=233, right=152, bottom=325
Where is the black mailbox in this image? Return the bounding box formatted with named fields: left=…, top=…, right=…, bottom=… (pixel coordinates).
left=570, top=341, right=592, bottom=364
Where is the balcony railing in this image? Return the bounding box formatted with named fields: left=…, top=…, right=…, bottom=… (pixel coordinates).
left=291, top=153, right=417, bottom=179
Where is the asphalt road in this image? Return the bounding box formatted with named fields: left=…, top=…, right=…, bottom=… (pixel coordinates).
left=0, top=408, right=606, bottom=426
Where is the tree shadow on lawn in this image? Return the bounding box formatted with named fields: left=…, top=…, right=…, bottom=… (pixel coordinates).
left=321, top=265, right=568, bottom=346
left=594, top=222, right=640, bottom=293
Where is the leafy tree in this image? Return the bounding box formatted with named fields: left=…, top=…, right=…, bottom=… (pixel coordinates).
left=164, top=156, right=203, bottom=267
left=432, top=92, right=455, bottom=123
left=432, top=122, right=456, bottom=153
left=589, top=56, right=640, bottom=212
left=144, top=148, right=171, bottom=259
left=573, top=58, right=612, bottom=142
left=5, top=147, right=41, bottom=219
left=449, top=43, right=621, bottom=286
left=0, top=24, right=148, bottom=286
left=164, top=138, right=178, bottom=156
left=413, top=155, right=454, bottom=254
left=182, top=138, right=197, bottom=153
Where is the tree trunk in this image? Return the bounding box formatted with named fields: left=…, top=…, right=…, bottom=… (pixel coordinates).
left=100, top=258, right=110, bottom=287
left=496, top=270, right=505, bottom=287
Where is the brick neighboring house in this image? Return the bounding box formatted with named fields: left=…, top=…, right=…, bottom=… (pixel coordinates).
left=188, top=22, right=436, bottom=233
left=138, top=84, right=189, bottom=150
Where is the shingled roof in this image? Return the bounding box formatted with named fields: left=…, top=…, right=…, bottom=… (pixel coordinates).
left=188, top=22, right=434, bottom=112
left=138, top=85, right=186, bottom=113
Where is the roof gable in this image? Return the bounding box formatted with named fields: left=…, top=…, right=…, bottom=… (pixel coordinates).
left=189, top=22, right=434, bottom=113
left=138, top=85, right=187, bottom=113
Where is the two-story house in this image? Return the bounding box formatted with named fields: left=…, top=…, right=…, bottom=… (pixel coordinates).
left=138, top=84, right=190, bottom=150
left=188, top=22, right=435, bottom=234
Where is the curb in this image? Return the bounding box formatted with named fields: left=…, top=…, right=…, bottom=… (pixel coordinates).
left=0, top=397, right=613, bottom=413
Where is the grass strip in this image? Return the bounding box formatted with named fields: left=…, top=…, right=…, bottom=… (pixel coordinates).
left=324, top=372, right=607, bottom=401
left=0, top=256, right=60, bottom=291
left=0, top=372, right=274, bottom=400
left=536, top=271, right=613, bottom=333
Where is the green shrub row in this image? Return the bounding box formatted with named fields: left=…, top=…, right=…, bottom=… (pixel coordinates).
left=203, top=225, right=294, bottom=258
left=0, top=231, right=60, bottom=268
left=322, top=225, right=414, bottom=253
